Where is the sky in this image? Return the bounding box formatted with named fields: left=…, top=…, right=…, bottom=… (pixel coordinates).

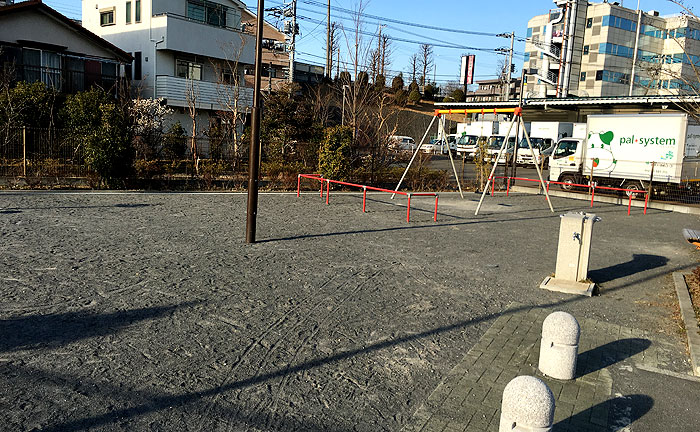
left=44, top=0, right=686, bottom=87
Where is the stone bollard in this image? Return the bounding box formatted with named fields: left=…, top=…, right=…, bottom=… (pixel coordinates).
left=538, top=311, right=580, bottom=380
left=499, top=376, right=555, bottom=432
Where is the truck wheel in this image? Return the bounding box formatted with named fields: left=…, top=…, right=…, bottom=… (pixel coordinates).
left=623, top=181, right=644, bottom=200
left=559, top=175, right=576, bottom=191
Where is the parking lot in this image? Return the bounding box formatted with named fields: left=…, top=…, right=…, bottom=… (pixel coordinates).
left=1, top=191, right=698, bottom=430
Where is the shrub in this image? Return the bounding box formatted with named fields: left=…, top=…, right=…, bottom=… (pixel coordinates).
left=408, top=89, right=422, bottom=104
left=394, top=89, right=408, bottom=106
left=318, top=125, right=352, bottom=181
left=408, top=80, right=420, bottom=93
left=162, top=122, right=187, bottom=159
left=391, top=74, right=404, bottom=92
left=450, top=88, right=466, bottom=102
left=423, top=84, right=438, bottom=101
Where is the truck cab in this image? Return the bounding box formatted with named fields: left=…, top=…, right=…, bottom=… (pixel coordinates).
left=548, top=138, right=584, bottom=187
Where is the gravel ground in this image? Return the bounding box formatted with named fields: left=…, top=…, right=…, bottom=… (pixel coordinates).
left=0, top=190, right=697, bottom=431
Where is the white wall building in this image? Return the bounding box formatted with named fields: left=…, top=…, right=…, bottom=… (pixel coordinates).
left=82, top=0, right=255, bottom=133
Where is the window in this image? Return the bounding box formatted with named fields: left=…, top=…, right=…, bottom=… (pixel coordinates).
left=176, top=59, right=202, bottom=80
left=583, top=45, right=589, bottom=55
left=602, top=15, right=637, bottom=32
left=134, top=51, right=142, bottom=79
left=586, top=18, right=593, bottom=28
left=527, top=27, right=533, bottom=38
left=100, top=8, right=115, bottom=26
left=580, top=72, right=586, bottom=81
left=187, top=0, right=228, bottom=28
left=135, top=0, right=141, bottom=22
left=599, top=42, right=634, bottom=58
left=126, top=2, right=131, bottom=24
left=553, top=140, right=578, bottom=159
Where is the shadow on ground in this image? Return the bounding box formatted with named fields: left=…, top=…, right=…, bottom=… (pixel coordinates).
left=589, top=254, right=669, bottom=284
left=553, top=394, right=654, bottom=431
left=0, top=302, right=197, bottom=352
left=576, top=338, right=652, bottom=378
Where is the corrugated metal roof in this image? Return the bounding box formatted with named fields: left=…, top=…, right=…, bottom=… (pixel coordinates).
left=436, top=95, right=700, bottom=108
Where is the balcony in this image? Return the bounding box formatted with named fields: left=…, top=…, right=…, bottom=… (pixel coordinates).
left=153, top=14, right=255, bottom=64
left=156, top=75, right=253, bottom=111
left=536, top=70, right=559, bottom=86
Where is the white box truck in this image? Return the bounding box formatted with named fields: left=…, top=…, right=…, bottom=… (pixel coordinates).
left=549, top=113, right=700, bottom=195
left=456, top=121, right=498, bottom=156
left=517, top=122, right=573, bottom=167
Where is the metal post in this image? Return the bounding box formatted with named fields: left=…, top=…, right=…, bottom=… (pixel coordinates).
left=363, top=187, right=367, bottom=212
left=22, top=126, right=27, bottom=177
left=520, top=116, right=554, bottom=212
left=245, top=0, right=265, bottom=244
left=648, top=161, right=655, bottom=206
left=442, top=116, right=464, bottom=198
left=406, top=193, right=411, bottom=223
left=505, top=31, right=514, bottom=101
left=392, top=115, right=438, bottom=198
left=297, top=174, right=301, bottom=197
left=511, top=71, right=525, bottom=180
left=434, top=195, right=439, bottom=221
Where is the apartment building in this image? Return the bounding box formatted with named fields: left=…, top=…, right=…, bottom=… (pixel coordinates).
left=82, top=0, right=256, bottom=132
left=0, top=0, right=131, bottom=94
left=464, top=78, right=522, bottom=103
left=524, top=0, right=700, bottom=98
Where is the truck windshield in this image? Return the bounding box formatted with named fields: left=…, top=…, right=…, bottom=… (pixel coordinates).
left=553, top=140, right=578, bottom=158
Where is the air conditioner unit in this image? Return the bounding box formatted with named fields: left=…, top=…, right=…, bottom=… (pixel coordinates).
left=647, top=10, right=660, bottom=16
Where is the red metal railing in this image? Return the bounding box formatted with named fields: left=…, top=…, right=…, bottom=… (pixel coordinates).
left=491, top=176, right=649, bottom=216
left=297, top=174, right=439, bottom=223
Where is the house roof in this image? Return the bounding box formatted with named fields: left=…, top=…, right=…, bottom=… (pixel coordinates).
left=0, top=0, right=132, bottom=62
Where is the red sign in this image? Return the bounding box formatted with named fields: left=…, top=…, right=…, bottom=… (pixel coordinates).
left=466, top=55, right=475, bottom=85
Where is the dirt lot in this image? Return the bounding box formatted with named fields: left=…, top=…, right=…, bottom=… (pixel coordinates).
left=0, top=191, right=698, bottom=431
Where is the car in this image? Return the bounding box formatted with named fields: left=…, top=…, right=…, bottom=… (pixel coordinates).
left=514, top=137, right=555, bottom=168
left=389, top=135, right=416, bottom=152
left=456, top=134, right=484, bottom=158
left=441, top=134, right=458, bottom=155
left=422, top=138, right=443, bottom=153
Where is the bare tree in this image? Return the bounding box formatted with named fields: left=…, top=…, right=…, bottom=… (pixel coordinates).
left=329, top=22, right=340, bottom=78
left=379, top=33, right=391, bottom=77
left=408, top=53, right=418, bottom=83
left=185, top=77, right=200, bottom=175
left=418, top=44, right=434, bottom=86
left=212, top=35, right=249, bottom=170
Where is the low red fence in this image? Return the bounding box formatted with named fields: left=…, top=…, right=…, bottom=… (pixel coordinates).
left=297, top=174, right=438, bottom=223
left=492, top=176, right=649, bottom=216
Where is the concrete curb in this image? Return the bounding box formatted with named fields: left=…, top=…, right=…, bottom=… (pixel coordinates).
left=672, top=272, right=700, bottom=377
left=511, top=185, right=700, bottom=215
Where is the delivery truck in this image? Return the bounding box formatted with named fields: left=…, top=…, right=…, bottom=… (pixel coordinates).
left=517, top=122, right=573, bottom=167
left=549, top=113, right=700, bottom=195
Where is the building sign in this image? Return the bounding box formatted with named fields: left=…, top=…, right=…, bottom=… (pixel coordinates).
left=461, top=55, right=476, bottom=85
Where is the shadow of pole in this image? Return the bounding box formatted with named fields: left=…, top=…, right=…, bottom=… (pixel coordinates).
left=553, top=394, right=653, bottom=431
left=0, top=302, right=200, bottom=352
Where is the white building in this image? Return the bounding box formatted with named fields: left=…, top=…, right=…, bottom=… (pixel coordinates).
left=524, top=0, right=700, bottom=98
left=82, top=0, right=255, bottom=133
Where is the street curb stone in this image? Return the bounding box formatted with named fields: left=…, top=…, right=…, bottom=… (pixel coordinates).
left=672, top=272, right=700, bottom=376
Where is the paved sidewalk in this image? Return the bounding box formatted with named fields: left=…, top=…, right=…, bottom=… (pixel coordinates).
left=402, top=303, right=700, bottom=432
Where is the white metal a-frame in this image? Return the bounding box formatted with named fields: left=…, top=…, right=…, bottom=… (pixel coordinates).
left=474, top=108, right=554, bottom=215
left=392, top=112, right=464, bottom=199
left=391, top=107, right=554, bottom=214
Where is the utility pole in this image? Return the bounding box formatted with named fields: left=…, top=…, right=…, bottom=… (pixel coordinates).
left=287, top=0, right=298, bottom=83
left=496, top=32, right=515, bottom=101
left=506, top=31, right=514, bottom=100
left=246, top=0, right=265, bottom=243
left=326, top=0, right=331, bottom=79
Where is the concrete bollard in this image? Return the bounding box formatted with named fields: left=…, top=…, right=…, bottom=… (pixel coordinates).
left=538, top=311, right=580, bottom=380
left=499, top=376, right=555, bottom=432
